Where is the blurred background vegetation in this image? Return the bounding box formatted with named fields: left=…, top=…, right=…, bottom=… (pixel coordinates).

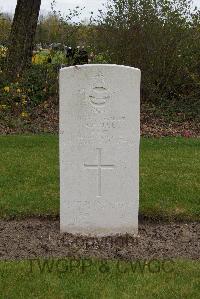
left=0, top=0, right=200, bottom=128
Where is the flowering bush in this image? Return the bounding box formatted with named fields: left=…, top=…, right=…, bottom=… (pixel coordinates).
left=0, top=47, right=62, bottom=119
left=0, top=46, right=7, bottom=58
left=0, top=62, right=59, bottom=117
left=1, top=81, right=30, bottom=117
left=21, top=64, right=59, bottom=105
left=32, top=49, right=67, bottom=65
left=32, top=50, right=51, bottom=64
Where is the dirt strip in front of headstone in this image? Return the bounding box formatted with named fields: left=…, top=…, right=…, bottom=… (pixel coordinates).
left=0, top=219, right=199, bottom=260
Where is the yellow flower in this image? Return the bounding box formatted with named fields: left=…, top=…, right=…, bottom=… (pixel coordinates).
left=22, top=95, right=27, bottom=104
left=0, top=104, right=7, bottom=109
left=16, top=88, right=21, bottom=93
left=32, top=55, right=36, bottom=64
left=4, top=86, right=9, bottom=92
left=21, top=112, right=28, bottom=117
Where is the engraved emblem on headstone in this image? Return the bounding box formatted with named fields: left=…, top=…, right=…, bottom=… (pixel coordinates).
left=88, top=74, right=110, bottom=107
left=84, top=148, right=115, bottom=197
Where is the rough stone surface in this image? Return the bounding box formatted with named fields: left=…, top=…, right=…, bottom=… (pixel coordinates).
left=60, top=64, right=141, bottom=236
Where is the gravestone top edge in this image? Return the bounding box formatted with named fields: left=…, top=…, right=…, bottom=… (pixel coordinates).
left=60, top=64, right=141, bottom=74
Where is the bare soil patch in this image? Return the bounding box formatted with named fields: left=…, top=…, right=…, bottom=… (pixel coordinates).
left=0, top=218, right=199, bottom=260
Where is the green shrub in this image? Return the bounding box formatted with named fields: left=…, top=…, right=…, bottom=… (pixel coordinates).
left=21, top=64, right=58, bottom=106
left=88, top=0, right=200, bottom=120
left=0, top=63, right=59, bottom=117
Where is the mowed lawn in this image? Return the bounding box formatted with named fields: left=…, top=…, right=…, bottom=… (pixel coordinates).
left=0, top=135, right=199, bottom=299
left=0, top=135, right=199, bottom=220
left=0, top=259, right=199, bottom=299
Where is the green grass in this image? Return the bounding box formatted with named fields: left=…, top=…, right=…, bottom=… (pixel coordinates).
left=0, top=259, right=199, bottom=299
left=0, top=135, right=199, bottom=220
left=140, top=137, right=200, bottom=221
left=0, top=136, right=199, bottom=298
left=0, top=135, right=59, bottom=218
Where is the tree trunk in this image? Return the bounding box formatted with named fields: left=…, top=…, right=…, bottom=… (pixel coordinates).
left=7, top=0, right=41, bottom=80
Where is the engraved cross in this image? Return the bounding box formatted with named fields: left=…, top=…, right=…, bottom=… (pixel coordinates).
left=84, top=148, right=115, bottom=197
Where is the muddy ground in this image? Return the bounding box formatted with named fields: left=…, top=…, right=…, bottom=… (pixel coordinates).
left=0, top=218, right=199, bottom=260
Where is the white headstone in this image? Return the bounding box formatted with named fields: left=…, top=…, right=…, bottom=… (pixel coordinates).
left=60, top=64, right=140, bottom=236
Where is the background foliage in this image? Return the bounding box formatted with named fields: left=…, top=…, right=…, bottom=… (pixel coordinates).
left=88, top=0, right=200, bottom=119
left=0, top=0, right=200, bottom=122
